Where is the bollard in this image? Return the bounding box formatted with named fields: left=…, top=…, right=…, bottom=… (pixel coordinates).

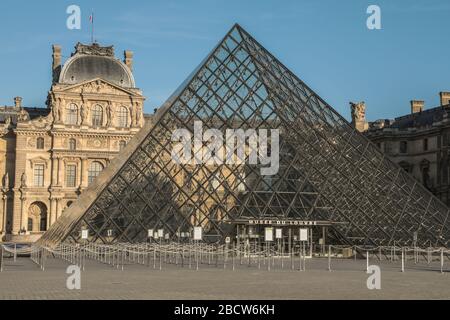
left=14, top=243, right=17, bottom=262
left=441, top=248, right=444, bottom=274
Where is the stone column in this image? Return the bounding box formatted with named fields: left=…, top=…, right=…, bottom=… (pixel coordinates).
left=51, top=156, right=58, bottom=186
left=49, top=198, right=57, bottom=226
left=19, top=195, right=27, bottom=233
left=80, top=157, right=88, bottom=188
left=0, top=193, right=6, bottom=234
left=57, top=157, right=63, bottom=186
left=56, top=199, right=62, bottom=220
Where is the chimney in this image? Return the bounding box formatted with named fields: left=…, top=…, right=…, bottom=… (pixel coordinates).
left=14, top=97, right=22, bottom=109
left=440, top=92, right=450, bottom=106
left=124, top=50, right=133, bottom=72
left=410, top=100, right=424, bottom=114
left=52, top=45, right=62, bottom=82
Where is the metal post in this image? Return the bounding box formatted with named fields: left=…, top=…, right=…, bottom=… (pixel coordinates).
left=328, top=245, right=331, bottom=272
left=232, top=241, right=235, bottom=271
left=14, top=243, right=17, bottom=262
left=0, top=245, right=3, bottom=272
left=224, top=244, right=227, bottom=269
left=298, top=245, right=302, bottom=271
left=302, top=242, right=306, bottom=271
left=159, top=240, right=162, bottom=271
left=196, top=241, right=199, bottom=271
left=153, top=243, right=156, bottom=269
left=189, top=241, right=192, bottom=269
left=441, top=248, right=444, bottom=274
left=401, top=248, right=405, bottom=272
left=366, top=251, right=369, bottom=272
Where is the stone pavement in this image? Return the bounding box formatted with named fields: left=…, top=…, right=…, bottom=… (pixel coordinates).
left=0, top=257, right=448, bottom=300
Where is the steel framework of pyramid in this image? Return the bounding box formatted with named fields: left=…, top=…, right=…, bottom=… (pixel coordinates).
left=38, top=24, right=449, bottom=248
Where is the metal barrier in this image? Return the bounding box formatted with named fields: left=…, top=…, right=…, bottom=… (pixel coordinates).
left=0, top=242, right=448, bottom=274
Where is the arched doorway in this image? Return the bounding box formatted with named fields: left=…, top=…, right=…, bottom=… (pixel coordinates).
left=28, top=202, right=48, bottom=232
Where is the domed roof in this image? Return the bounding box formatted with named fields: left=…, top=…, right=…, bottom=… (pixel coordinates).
left=59, top=43, right=135, bottom=88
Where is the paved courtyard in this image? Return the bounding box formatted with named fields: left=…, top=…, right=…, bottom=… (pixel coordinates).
left=0, top=256, right=448, bottom=300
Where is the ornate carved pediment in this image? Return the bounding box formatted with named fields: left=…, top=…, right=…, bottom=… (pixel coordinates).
left=75, top=43, right=114, bottom=57
left=29, top=157, right=49, bottom=169
left=60, top=79, right=136, bottom=96
left=30, top=116, right=51, bottom=129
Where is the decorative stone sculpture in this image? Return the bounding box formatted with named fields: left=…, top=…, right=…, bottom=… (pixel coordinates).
left=20, top=172, right=27, bottom=188
left=135, top=102, right=142, bottom=126
left=106, top=103, right=114, bottom=126
left=80, top=104, right=87, bottom=125
left=2, top=173, right=9, bottom=190
left=350, top=101, right=366, bottom=122
left=350, top=101, right=368, bottom=132
left=17, top=108, right=29, bottom=122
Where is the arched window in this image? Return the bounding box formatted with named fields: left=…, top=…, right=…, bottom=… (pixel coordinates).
left=117, top=106, right=128, bottom=127
left=69, top=138, right=76, bottom=151
left=36, top=137, right=45, bottom=150
left=66, top=103, right=78, bottom=125
left=119, top=140, right=127, bottom=151
left=91, top=105, right=103, bottom=127
left=27, top=218, right=33, bottom=232
left=28, top=202, right=47, bottom=232
left=88, top=161, right=104, bottom=185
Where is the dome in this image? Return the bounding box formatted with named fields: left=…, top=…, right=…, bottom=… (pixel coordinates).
left=59, top=43, right=135, bottom=88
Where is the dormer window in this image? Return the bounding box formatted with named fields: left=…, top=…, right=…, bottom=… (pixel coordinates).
left=91, top=104, right=103, bottom=127
left=117, top=106, right=128, bottom=128
left=69, top=138, right=76, bottom=151
left=36, top=138, right=45, bottom=150
left=66, top=103, right=78, bottom=125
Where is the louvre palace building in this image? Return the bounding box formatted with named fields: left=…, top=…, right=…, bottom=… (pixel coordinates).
left=351, top=93, right=450, bottom=207
left=0, top=42, right=149, bottom=242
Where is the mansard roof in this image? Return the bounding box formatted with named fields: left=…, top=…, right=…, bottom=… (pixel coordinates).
left=59, top=43, right=135, bottom=88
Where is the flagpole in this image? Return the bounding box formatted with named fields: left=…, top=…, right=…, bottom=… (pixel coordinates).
left=91, top=12, right=94, bottom=44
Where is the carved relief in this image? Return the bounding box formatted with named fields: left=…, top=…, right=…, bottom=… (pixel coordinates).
left=75, top=42, right=114, bottom=57
left=87, top=138, right=107, bottom=148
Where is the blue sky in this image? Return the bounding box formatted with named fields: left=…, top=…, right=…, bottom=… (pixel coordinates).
left=0, top=0, right=449, bottom=121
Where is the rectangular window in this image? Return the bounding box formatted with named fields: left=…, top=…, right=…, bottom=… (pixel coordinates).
left=34, top=164, right=45, bottom=187
left=66, top=165, right=77, bottom=188
left=399, top=141, right=408, bottom=154
left=423, top=139, right=428, bottom=151
left=384, top=142, right=392, bottom=154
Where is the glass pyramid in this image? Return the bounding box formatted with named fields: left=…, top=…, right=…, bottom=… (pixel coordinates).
left=39, top=24, right=449, bottom=248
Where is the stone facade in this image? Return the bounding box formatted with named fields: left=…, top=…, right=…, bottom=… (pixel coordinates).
left=352, top=92, right=450, bottom=207
left=0, top=42, right=150, bottom=242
